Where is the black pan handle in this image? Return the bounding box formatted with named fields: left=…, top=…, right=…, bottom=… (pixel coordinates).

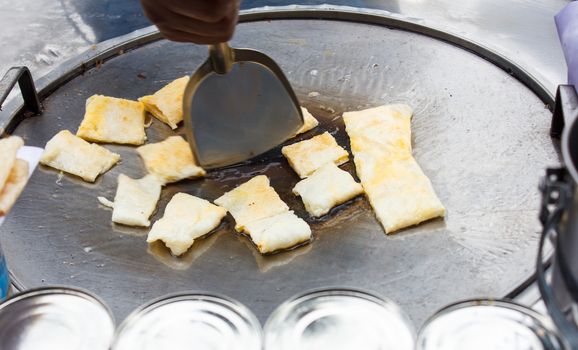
left=551, top=85, right=578, bottom=139
left=0, top=67, right=42, bottom=134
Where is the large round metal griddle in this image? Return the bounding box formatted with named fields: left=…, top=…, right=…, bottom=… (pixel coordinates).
left=0, top=8, right=560, bottom=326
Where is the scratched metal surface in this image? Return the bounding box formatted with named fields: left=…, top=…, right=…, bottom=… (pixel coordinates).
left=0, top=18, right=560, bottom=326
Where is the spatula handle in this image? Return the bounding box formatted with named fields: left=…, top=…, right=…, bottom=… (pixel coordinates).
left=209, top=43, right=234, bottom=75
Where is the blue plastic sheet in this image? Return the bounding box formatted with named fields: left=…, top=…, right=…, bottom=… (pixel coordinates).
left=0, top=248, right=7, bottom=301
left=556, top=2, right=578, bottom=91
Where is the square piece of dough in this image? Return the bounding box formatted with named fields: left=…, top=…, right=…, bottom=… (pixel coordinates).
left=243, top=211, right=312, bottom=254
left=110, top=174, right=162, bottom=227
left=40, top=130, right=120, bottom=182
left=0, top=136, right=24, bottom=191
left=282, top=132, right=349, bottom=178
left=344, top=104, right=413, bottom=159
left=136, top=136, right=205, bottom=184
left=362, top=157, right=446, bottom=233
left=147, top=193, right=227, bottom=256
left=214, top=175, right=289, bottom=231
left=292, top=107, right=319, bottom=137
left=77, top=95, right=146, bottom=145
left=0, top=159, right=29, bottom=215
left=343, top=104, right=445, bottom=233
left=293, top=163, right=363, bottom=217
left=139, top=76, right=189, bottom=129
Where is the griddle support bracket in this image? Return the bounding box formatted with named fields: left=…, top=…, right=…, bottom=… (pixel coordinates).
left=551, top=85, right=578, bottom=139
left=537, top=167, right=578, bottom=348
left=0, top=67, right=42, bottom=134
left=539, top=168, right=572, bottom=226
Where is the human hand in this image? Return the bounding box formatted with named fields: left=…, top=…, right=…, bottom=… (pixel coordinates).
left=140, top=0, right=241, bottom=44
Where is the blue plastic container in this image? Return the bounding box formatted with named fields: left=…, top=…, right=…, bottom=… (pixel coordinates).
left=0, top=245, right=8, bottom=301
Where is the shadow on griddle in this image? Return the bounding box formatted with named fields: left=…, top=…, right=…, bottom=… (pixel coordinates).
left=39, top=164, right=104, bottom=190
left=147, top=228, right=222, bottom=270
left=241, top=237, right=313, bottom=273
left=111, top=222, right=149, bottom=237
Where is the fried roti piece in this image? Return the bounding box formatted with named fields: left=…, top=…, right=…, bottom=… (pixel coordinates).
left=136, top=136, right=205, bottom=185
left=292, top=107, right=319, bottom=136
left=243, top=211, right=311, bottom=254
left=139, top=76, right=189, bottom=129
left=343, top=104, right=445, bottom=233
left=107, top=174, right=162, bottom=227
left=214, top=175, right=289, bottom=232
left=77, top=95, right=146, bottom=145
left=0, top=159, right=29, bottom=215
left=0, top=136, right=24, bottom=191
left=215, top=175, right=311, bottom=253
left=282, top=132, right=349, bottom=178
left=147, top=193, right=227, bottom=256
left=293, top=163, right=363, bottom=217
left=40, top=130, right=120, bottom=182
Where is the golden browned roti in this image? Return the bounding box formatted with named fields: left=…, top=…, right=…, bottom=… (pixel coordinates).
left=40, top=130, right=120, bottom=182
left=136, top=135, right=205, bottom=185
left=293, top=107, right=319, bottom=136
left=0, top=136, right=24, bottom=191
left=293, top=162, right=363, bottom=217
left=215, top=175, right=311, bottom=253
left=0, top=159, right=29, bottom=215
left=147, top=193, right=227, bottom=256
left=343, top=104, right=445, bottom=234
left=77, top=95, right=146, bottom=145
left=282, top=131, right=349, bottom=178
left=214, top=175, right=289, bottom=232
left=109, top=174, right=163, bottom=227
left=139, top=76, right=190, bottom=129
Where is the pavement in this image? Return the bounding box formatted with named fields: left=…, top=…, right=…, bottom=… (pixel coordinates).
left=0, top=0, right=571, bottom=94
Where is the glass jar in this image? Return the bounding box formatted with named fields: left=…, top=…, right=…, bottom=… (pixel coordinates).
left=0, top=287, right=115, bottom=350
left=264, top=288, right=416, bottom=350
left=112, top=292, right=262, bottom=350
left=417, top=299, right=566, bottom=350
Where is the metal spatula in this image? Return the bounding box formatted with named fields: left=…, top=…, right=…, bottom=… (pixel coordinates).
left=183, top=43, right=303, bottom=169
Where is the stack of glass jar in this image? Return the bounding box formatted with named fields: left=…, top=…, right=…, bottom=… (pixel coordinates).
left=0, top=286, right=569, bottom=350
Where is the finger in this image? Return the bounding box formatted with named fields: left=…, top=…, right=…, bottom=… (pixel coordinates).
left=141, top=0, right=239, bottom=44
left=164, top=10, right=236, bottom=38
left=144, top=3, right=236, bottom=39
left=155, top=18, right=235, bottom=44
left=164, top=0, right=238, bottom=23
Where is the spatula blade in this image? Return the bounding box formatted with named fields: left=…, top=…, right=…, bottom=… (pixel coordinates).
left=184, top=48, right=303, bottom=169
